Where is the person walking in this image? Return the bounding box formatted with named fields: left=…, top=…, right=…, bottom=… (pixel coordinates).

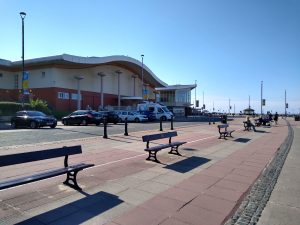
left=274, top=112, right=279, bottom=125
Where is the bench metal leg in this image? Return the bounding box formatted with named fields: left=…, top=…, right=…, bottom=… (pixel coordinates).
left=146, top=151, right=160, bottom=163
left=64, top=170, right=82, bottom=190
left=169, top=146, right=182, bottom=156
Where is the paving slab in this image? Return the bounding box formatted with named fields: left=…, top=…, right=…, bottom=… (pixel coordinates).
left=0, top=118, right=295, bottom=225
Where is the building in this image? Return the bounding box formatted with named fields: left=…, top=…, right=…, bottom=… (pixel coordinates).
left=155, top=84, right=196, bottom=116
left=0, top=54, right=195, bottom=113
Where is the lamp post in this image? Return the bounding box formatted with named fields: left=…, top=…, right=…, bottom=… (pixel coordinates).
left=285, top=89, right=287, bottom=117
left=74, top=76, right=84, bottom=110
left=97, top=72, right=106, bottom=110
left=141, top=54, right=144, bottom=99
left=115, top=70, right=122, bottom=107
left=20, top=12, right=26, bottom=107
left=261, top=81, right=263, bottom=116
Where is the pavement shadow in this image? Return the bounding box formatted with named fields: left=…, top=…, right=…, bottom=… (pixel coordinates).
left=164, top=156, right=210, bottom=173
left=234, top=138, right=251, bottom=143
left=15, top=191, right=123, bottom=225
left=255, top=130, right=270, bottom=133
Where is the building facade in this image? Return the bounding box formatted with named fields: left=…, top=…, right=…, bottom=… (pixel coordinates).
left=0, top=54, right=167, bottom=111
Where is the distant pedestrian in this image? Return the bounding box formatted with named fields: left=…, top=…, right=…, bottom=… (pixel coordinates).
left=274, top=112, right=279, bottom=125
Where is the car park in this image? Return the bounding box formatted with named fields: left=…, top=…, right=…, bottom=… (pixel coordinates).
left=116, top=111, right=148, bottom=122
left=62, top=110, right=103, bottom=126
left=11, top=110, right=57, bottom=129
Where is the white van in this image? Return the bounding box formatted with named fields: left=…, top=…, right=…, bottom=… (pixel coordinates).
left=137, top=101, right=174, bottom=121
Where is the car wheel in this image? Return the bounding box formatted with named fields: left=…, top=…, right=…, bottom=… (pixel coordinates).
left=95, top=122, right=100, bottom=126
left=161, top=116, right=167, bottom=121
left=134, top=118, right=140, bottom=123
left=11, top=121, right=17, bottom=129
left=50, top=124, right=56, bottom=128
left=118, top=118, right=122, bottom=123
left=82, top=119, right=87, bottom=126
left=30, top=121, right=37, bottom=129
left=63, top=120, right=68, bottom=125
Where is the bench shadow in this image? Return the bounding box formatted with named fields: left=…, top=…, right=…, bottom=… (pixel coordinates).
left=164, top=156, right=210, bottom=173
left=15, top=191, right=123, bottom=225
left=255, top=130, right=270, bottom=133
left=234, top=138, right=251, bottom=143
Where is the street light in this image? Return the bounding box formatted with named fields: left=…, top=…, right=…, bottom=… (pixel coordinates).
left=97, top=72, right=106, bottom=110
left=141, top=54, right=144, bottom=99
left=20, top=11, right=26, bottom=106
left=74, top=76, right=84, bottom=110
left=115, top=70, right=122, bottom=107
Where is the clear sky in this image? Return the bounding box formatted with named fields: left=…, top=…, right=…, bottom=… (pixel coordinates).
left=1, top=0, right=300, bottom=114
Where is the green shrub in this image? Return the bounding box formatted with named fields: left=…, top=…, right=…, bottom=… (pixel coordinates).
left=52, top=110, right=71, bottom=120
left=0, top=100, right=52, bottom=116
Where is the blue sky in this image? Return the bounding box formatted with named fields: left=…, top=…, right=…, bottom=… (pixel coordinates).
left=1, top=0, right=300, bottom=114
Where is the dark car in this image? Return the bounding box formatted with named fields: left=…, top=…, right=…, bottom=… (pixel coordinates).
left=98, top=111, right=119, bottom=124
left=62, top=110, right=103, bottom=126
left=11, top=110, right=57, bottom=129
left=139, top=111, right=156, bottom=121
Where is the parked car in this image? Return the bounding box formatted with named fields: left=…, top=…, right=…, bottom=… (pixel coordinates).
left=117, top=111, right=148, bottom=122
left=97, top=111, right=120, bottom=124
left=11, top=110, right=57, bottom=129
left=62, top=110, right=103, bottom=126
left=139, top=111, right=156, bottom=121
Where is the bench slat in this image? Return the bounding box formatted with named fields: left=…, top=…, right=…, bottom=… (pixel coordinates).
left=0, top=163, right=94, bottom=190
left=142, top=131, right=177, bottom=142
left=0, top=145, right=82, bottom=167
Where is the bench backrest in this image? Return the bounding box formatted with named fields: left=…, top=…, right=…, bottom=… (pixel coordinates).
left=217, top=124, right=229, bottom=129
left=0, top=145, right=82, bottom=167
left=142, top=131, right=178, bottom=142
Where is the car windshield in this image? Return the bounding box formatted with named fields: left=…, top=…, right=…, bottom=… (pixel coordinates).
left=27, top=111, right=46, bottom=117
left=162, top=106, right=170, bottom=112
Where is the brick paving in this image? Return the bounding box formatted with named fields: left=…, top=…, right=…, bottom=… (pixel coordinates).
left=0, top=117, right=293, bottom=225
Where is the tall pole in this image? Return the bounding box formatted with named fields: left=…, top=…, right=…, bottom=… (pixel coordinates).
left=249, top=95, right=251, bottom=108
left=116, top=70, right=122, bottom=107
left=195, top=80, right=197, bottom=108
left=229, top=98, right=231, bottom=114
left=285, top=89, right=287, bottom=117
left=20, top=12, right=26, bottom=107
left=202, top=91, right=204, bottom=109
left=261, top=81, right=263, bottom=116
left=141, top=54, right=144, bottom=99
left=97, top=72, right=105, bottom=110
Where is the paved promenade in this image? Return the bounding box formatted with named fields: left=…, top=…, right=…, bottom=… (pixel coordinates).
left=0, top=117, right=298, bottom=225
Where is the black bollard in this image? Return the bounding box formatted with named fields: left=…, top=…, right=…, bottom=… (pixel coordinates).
left=171, top=116, right=174, bottom=130
left=124, top=118, right=128, bottom=136
left=103, top=117, right=108, bottom=139
left=159, top=117, right=163, bottom=131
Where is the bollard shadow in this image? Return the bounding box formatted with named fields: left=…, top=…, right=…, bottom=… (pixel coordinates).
left=15, top=191, right=123, bottom=225
left=164, top=156, right=210, bottom=173
left=234, top=138, right=251, bottom=143
left=255, top=130, right=270, bottom=133
left=182, top=147, right=198, bottom=151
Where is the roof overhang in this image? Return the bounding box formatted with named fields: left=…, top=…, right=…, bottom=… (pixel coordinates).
left=1, top=54, right=168, bottom=88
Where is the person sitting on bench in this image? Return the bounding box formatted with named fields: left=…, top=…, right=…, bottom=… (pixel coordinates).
left=246, top=116, right=257, bottom=132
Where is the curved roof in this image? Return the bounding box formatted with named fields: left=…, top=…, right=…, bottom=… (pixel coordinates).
left=0, top=54, right=167, bottom=88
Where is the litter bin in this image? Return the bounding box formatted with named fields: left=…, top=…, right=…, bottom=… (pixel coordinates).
left=295, top=115, right=300, bottom=121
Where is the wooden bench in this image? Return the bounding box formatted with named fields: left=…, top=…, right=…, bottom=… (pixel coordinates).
left=243, top=121, right=252, bottom=131
left=142, top=131, right=186, bottom=163
left=217, top=124, right=235, bottom=139
left=0, top=145, right=94, bottom=191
